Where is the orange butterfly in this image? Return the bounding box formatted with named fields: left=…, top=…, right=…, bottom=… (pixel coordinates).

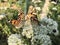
left=10, top=10, right=24, bottom=29
left=10, top=19, right=24, bottom=29
left=25, top=5, right=40, bottom=25
left=25, top=5, right=37, bottom=20
left=25, top=5, right=35, bottom=20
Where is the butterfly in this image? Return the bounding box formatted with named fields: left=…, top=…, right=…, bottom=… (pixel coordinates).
left=25, top=5, right=40, bottom=25
left=25, top=5, right=36, bottom=20
left=10, top=9, right=24, bottom=29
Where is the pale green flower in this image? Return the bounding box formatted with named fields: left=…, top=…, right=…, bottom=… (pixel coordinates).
left=31, top=34, right=52, bottom=45
left=8, top=34, right=27, bottom=45
left=32, top=0, right=42, bottom=3
left=51, top=1, right=57, bottom=4
left=0, top=14, right=5, bottom=20
left=52, top=7, right=57, bottom=11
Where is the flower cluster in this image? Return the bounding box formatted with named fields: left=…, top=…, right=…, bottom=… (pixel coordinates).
left=22, top=20, right=33, bottom=38
left=40, top=17, right=59, bottom=36
left=31, top=34, right=52, bottom=45
left=8, top=34, right=27, bottom=45
left=32, top=0, right=42, bottom=13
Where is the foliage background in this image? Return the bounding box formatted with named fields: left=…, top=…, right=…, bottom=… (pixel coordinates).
left=0, top=0, right=60, bottom=45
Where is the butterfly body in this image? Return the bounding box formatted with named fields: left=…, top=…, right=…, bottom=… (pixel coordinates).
left=25, top=5, right=40, bottom=25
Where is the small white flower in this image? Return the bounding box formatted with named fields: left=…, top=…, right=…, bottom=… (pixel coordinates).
left=4, top=7, right=7, bottom=10
left=35, top=7, right=41, bottom=11
left=52, top=7, right=57, bottom=11
left=58, top=15, right=60, bottom=20
left=58, top=15, right=60, bottom=17
left=51, top=1, right=57, bottom=4
left=32, top=0, right=35, bottom=2
left=32, top=0, right=42, bottom=3
left=0, top=14, right=5, bottom=20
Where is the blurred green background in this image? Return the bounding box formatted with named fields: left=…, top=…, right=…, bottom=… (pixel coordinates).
left=0, top=0, right=60, bottom=45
